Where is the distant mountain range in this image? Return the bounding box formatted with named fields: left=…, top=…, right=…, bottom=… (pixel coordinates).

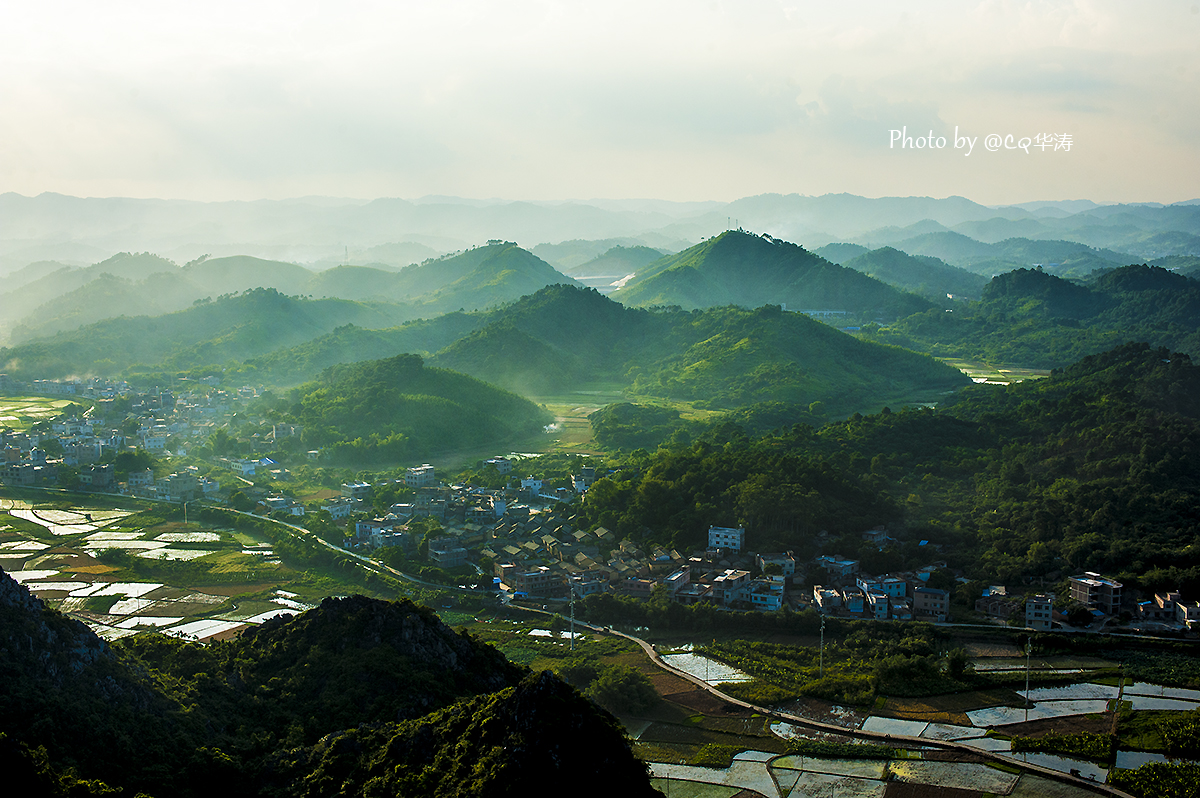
left=3, top=192, right=1197, bottom=278
left=1, top=242, right=578, bottom=343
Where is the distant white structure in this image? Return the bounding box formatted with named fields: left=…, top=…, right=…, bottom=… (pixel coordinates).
left=404, top=465, right=436, bottom=488
left=708, top=525, right=745, bottom=552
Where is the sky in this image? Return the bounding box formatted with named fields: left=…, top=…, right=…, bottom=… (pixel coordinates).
left=1, top=0, right=1197, bottom=205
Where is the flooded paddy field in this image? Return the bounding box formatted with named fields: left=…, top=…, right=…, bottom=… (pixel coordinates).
left=0, top=493, right=371, bottom=642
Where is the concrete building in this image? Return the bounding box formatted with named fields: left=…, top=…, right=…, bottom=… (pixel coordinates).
left=816, top=555, right=861, bottom=579
left=913, top=586, right=949, bottom=622
left=708, top=525, right=745, bottom=552
left=405, top=464, right=436, bottom=488
left=857, top=574, right=907, bottom=599
left=1026, top=593, right=1054, bottom=631
left=756, top=551, right=796, bottom=577
left=1069, top=572, right=1122, bottom=616
left=341, top=481, right=372, bottom=502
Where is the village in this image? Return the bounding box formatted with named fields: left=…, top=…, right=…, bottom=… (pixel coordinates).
left=3, top=375, right=1199, bottom=638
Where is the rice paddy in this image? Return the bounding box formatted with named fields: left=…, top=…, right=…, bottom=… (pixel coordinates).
left=0, top=494, right=379, bottom=643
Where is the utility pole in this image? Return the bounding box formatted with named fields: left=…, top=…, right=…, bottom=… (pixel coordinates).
left=569, top=584, right=575, bottom=651
left=1025, top=638, right=1032, bottom=723
left=820, top=614, right=826, bottom=678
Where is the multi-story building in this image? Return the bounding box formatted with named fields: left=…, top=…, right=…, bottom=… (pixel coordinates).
left=79, top=463, right=115, bottom=490
left=511, top=565, right=561, bottom=596
left=866, top=590, right=890, bottom=620
left=342, top=481, right=373, bottom=501
left=1177, top=601, right=1200, bottom=628
left=405, top=464, right=436, bottom=488
left=1026, top=593, right=1054, bottom=631
left=913, top=586, right=949, bottom=622
left=428, top=538, right=469, bottom=569
left=816, top=554, right=861, bottom=579
left=708, top=525, right=745, bottom=552
left=1069, top=572, right=1123, bottom=616
left=756, top=551, right=796, bottom=577
left=857, top=574, right=907, bottom=598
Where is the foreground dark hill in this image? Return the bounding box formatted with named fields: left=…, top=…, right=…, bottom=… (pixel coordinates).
left=0, top=572, right=659, bottom=798
left=612, top=230, right=933, bottom=318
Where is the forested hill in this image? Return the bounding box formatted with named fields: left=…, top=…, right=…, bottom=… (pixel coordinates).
left=872, top=263, right=1200, bottom=368
left=611, top=229, right=933, bottom=318
left=292, top=353, right=553, bottom=463
left=0, top=288, right=415, bottom=380
left=0, top=575, right=660, bottom=798
left=580, top=342, right=1200, bottom=594
left=429, top=285, right=969, bottom=412
left=840, top=246, right=989, bottom=300
left=0, top=242, right=576, bottom=350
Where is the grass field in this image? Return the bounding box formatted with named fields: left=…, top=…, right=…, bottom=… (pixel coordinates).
left=942, top=359, right=1052, bottom=385
left=0, top=395, right=91, bottom=430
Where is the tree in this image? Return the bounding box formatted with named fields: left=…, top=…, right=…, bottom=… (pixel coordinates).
left=583, top=665, right=659, bottom=715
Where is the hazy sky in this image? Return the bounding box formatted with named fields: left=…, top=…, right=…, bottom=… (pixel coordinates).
left=1, top=0, right=1197, bottom=204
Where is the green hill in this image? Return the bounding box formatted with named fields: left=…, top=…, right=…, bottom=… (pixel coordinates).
left=812, top=242, right=870, bottom=264
left=612, top=230, right=932, bottom=319
left=891, top=233, right=1130, bottom=279
left=406, top=242, right=580, bottom=313
left=239, top=312, right=485, bottom=386
left=294, top=353, right=552, bottom=462
left=0, top=252, right=178, bottom=337
left=9, top=270, right=207, bottom=341
left=873, top=264, right=1200, bottom=368
left=579, top=342, right=1200, bottom=589
left=0, top=288, right=415, bottom=379
left=304, top=263, right=403, bottom=299
left=182, top=254, right=315, bottom=295
left=568, top=244, right=667, bottom=277
left=841, top=247, right=989, bottom=300
left=431, top=285, right=967, bottom=413
left=2, top=244, right=574, bottom=345
left=0, top=576, right=657, bottom=798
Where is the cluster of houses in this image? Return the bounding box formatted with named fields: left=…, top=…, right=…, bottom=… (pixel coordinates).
left=0, top=376, right=261, bottom=492
left=810, top=552, right=951, bottom=623
left=973, top=571, right=1200, bottom=632
left=489, top=524, right=793, bottom=610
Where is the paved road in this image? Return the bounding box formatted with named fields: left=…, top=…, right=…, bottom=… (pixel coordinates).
left=496, top=602, right=1134, bottom=798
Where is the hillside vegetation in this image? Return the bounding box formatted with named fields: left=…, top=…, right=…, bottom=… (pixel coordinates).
left=873, top=264, right=1200, bottom=368
left=430, top=286, right=968, bottom=412
left=580, top=342, right=1200, bottom=593
left=0, top=288, right=415, bottom=379
left=840, top=246, right=989, bottom=300
left=293, top=353, right=553, bottom=463
left=0, top=242, right=575, bottom=346
left=0, top=576, right=658, bottom=798
left=612, top=230, right=933, bottom=319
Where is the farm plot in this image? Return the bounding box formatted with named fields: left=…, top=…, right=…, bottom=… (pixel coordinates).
left=888, top=760, right=1019, bottom=794
left=967, top=700, right=1110, bottom=727
left=649, top=752, right=781, bottom=797
left=661, top=652, right=752, bottom=684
